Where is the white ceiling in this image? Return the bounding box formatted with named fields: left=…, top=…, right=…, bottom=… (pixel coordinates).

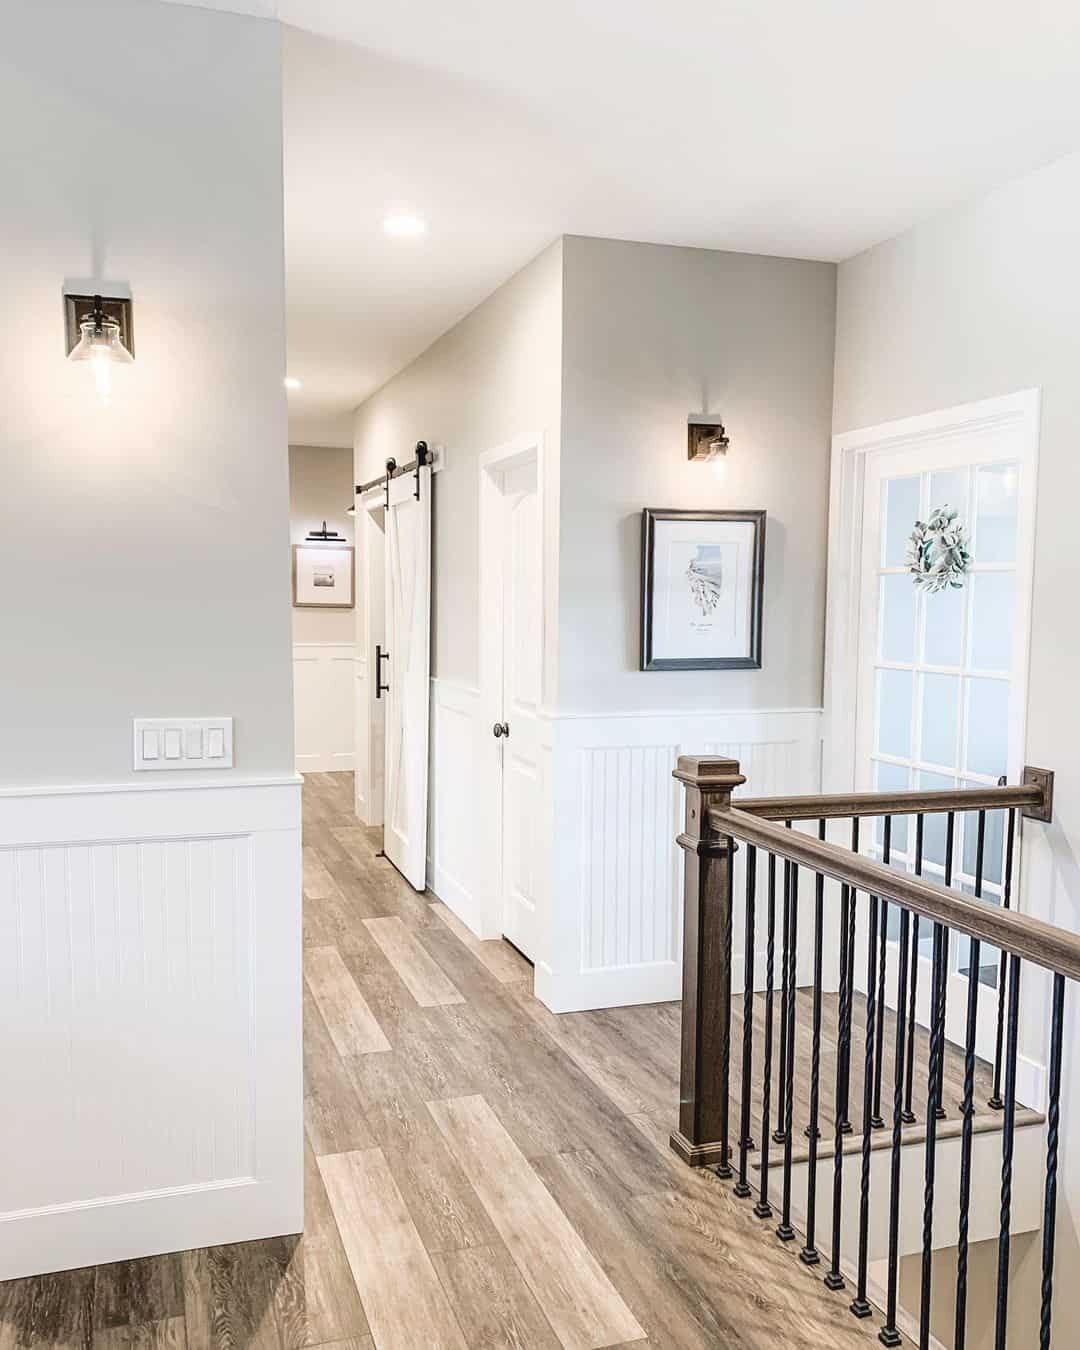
left=278, top=0, right=1080, bottom=446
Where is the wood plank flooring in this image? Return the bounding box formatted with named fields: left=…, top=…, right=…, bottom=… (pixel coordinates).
left=0, top=771, right=920, bottom=1349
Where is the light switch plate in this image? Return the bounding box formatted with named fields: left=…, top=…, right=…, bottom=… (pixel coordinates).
left=133, top=717, right=233, bottom=771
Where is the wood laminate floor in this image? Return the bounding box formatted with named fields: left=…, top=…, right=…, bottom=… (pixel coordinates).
left=1, top=772, right=929, bottom=1348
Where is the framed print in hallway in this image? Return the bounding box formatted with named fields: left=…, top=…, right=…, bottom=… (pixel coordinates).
left=640, top=508, right=765, bottom=670
left=292, top=543, right=355, bottom=608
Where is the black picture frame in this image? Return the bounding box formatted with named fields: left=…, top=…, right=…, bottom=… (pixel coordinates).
left=640, top=508, right=766, bottom=671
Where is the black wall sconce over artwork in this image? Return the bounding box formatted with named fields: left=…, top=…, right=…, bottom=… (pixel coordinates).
left=688, top=417, right=729, bottom=463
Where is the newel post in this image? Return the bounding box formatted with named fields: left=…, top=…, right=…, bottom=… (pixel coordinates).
left=670, top=754, right=746, bottom=1171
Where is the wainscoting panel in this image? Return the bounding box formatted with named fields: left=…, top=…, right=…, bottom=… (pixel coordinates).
left=429, top=680, right=487, bottom=936
left=0, top=777, right=302, bottom=1281
left=540, top=709, right=824, bottom=1013
left=293, top=643, right=356, bottom=774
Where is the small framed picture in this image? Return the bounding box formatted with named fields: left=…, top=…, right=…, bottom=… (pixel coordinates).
left=292, top=544, right=355, bottom=609
left=640, top=509, right=765, bottom=670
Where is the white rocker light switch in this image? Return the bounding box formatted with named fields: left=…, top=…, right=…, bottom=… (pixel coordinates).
left=134, top=718, right=233, bottom=771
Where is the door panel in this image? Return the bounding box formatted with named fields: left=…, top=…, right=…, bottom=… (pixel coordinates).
left=854, top=433, right=1029, bottom=1056
left=383, top=468, right=431, bottom=890
left=500, top=460, right=542, bottom=958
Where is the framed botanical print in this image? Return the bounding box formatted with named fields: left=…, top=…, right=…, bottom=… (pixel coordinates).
left=292, top=544, right=355, bottom=609
left=640, top=509, right=765, bottom=670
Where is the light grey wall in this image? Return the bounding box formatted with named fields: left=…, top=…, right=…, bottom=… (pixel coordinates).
left=353, top=240, right=563, bottom=697
left=0, top=0, right=293, bottom=787
left=835, top=149, right=1080, bottom=1343
left=289, top=444, right=355, bottom=643
left=559, top=235, right=837, bottom=715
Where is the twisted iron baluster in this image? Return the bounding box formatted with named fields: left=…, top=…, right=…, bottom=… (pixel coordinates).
left=935, top=813, right=956, bottom=1120
left=825, top=875, right=853, bottom=1291
left=989, top=808, right=1016, bottom=1111
left=879, top=906, right=911, bottom=1347
left=735, top=845, right=757, bottom=1198
left=777, top=860, right=799, bottom=1242
left=774, top=837, right=792, bottom=1146
left=800, top=822, right=826, bottom=1265
left=715, top=843, right=734, bottom=1179
left=871, top=816, right=891, bottom=1130
left=919, top=922, right=946, bottom=1350
left=840, top=817, right=860, bottom=1135
left=755, top=853, right=777, bottom=1220
left=954, top=933, right=980, bottom=1350
left=903, top=813, right=924, bottom=1125
left=851, top=894, right=880, bottom=1320
left=1040, top=974, right=1065, bottom=1349
left=994, top=956, right=1022, bottom=1350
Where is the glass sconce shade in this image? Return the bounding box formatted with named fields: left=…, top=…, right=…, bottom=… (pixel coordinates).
left=68, top=314, right=134, bottom=366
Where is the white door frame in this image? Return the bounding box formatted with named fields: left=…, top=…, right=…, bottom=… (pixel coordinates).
left=824, top=388, right=1041, bottom=796
left=476, top=431, right=547, bottom=942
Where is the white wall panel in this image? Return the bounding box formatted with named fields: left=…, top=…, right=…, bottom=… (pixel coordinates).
left=541, top=709, right=824, bottom=1012
left=293, top=643, right=356, bottom=773
left=0, top=778, right=302, bottom=1281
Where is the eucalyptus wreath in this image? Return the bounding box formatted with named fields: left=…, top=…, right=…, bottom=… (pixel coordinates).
left=907, top=505, right=971, bottom=593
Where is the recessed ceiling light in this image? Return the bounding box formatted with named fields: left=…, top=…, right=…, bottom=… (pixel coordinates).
left=284, top=376, right=302, bottom=390
left=383, top=211, right=426, bottom=239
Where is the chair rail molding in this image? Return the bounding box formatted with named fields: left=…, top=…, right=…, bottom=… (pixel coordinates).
left=0, top=777, right=302, bottom=1281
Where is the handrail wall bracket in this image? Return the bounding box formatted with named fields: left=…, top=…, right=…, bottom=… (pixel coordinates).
left=1022, top=765, right=1054, bottom=822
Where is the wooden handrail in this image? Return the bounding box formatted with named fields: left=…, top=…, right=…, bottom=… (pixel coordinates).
left=734, top=775, right=1051, bottom=823
left=707, top=805, right=1080, bottom=981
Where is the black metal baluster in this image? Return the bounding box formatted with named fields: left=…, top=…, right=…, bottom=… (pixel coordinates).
left=879, top=905, right=911, bottom=1347
left=871, top=816, right=892, bottom=1129
left=801, top=823, right=826, bottom=1264
left=903, top=814, right=925, bottom=1125
left=735, top=845, right=758, bottom=1199
left=994, top=956, right=1022, bottom=1350
left=755, top=853, right=777, bottom=1220
left=825, top=876, right=854, bottom=1291
left=935, top=811, right=956, bottom=1119
left=1040, top=973, right=1065, bottom=1350
left=777, top=860, right=799, bottom=1242
left=919, top=922, right=946, bottom=1349
left=990, top=809, right=1017, bottom=1111
left=954, top=932, right=981, bottom=1350
left=715, top=842, right=735, bottom=1180
left=774, top=837, right=793, bottom=1146
left=851, top=893, right=880, bottom=1319
left=840, top=817, right=860, bottom=1135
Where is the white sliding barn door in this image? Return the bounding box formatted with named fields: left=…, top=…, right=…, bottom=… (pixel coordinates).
left=383, top=466, right=432, bottom=889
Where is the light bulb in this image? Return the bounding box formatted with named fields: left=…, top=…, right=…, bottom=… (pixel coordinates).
left=68, top=301, right=132, bottom=405
left=91, top=349, right=112, bottom=405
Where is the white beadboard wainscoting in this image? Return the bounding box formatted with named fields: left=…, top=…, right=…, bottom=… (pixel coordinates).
left=292, top=643, right=356, bottom=774
left=542, top=708, right=824, bottom=1012
left=0, top=777, right=303, bottom=1281
left=427, top=677, right=823, bottom=1014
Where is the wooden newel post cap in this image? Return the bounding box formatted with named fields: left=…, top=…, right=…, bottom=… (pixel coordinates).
left=672, top=756, right=746, bottom=793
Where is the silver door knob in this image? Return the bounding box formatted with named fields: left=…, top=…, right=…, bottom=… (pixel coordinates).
left=492, top=721, right=510, bottom=739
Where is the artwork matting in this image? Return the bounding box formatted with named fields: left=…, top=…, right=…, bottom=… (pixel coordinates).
left=292, top=543, right=355, bottom=609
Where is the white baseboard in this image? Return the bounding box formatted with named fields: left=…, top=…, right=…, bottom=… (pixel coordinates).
left=0, top=777, right=302, bottom=1281
left=293, top=643, right=356, bottom=774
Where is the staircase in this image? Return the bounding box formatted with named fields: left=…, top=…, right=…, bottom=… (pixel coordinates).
left=668, top=755, right=1063, bottom=1348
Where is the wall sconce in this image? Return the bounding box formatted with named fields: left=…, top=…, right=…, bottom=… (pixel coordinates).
left=65, top=292, right=134, bottom=405
left=688, top=417, right=729, bottom=463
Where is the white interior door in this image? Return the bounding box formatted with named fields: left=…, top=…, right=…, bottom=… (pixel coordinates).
left=852, top=417, right=1036, bottom=1058
left=383, top=467, right=432, bottom=890
left=494, top=458, right=543, bottom=959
